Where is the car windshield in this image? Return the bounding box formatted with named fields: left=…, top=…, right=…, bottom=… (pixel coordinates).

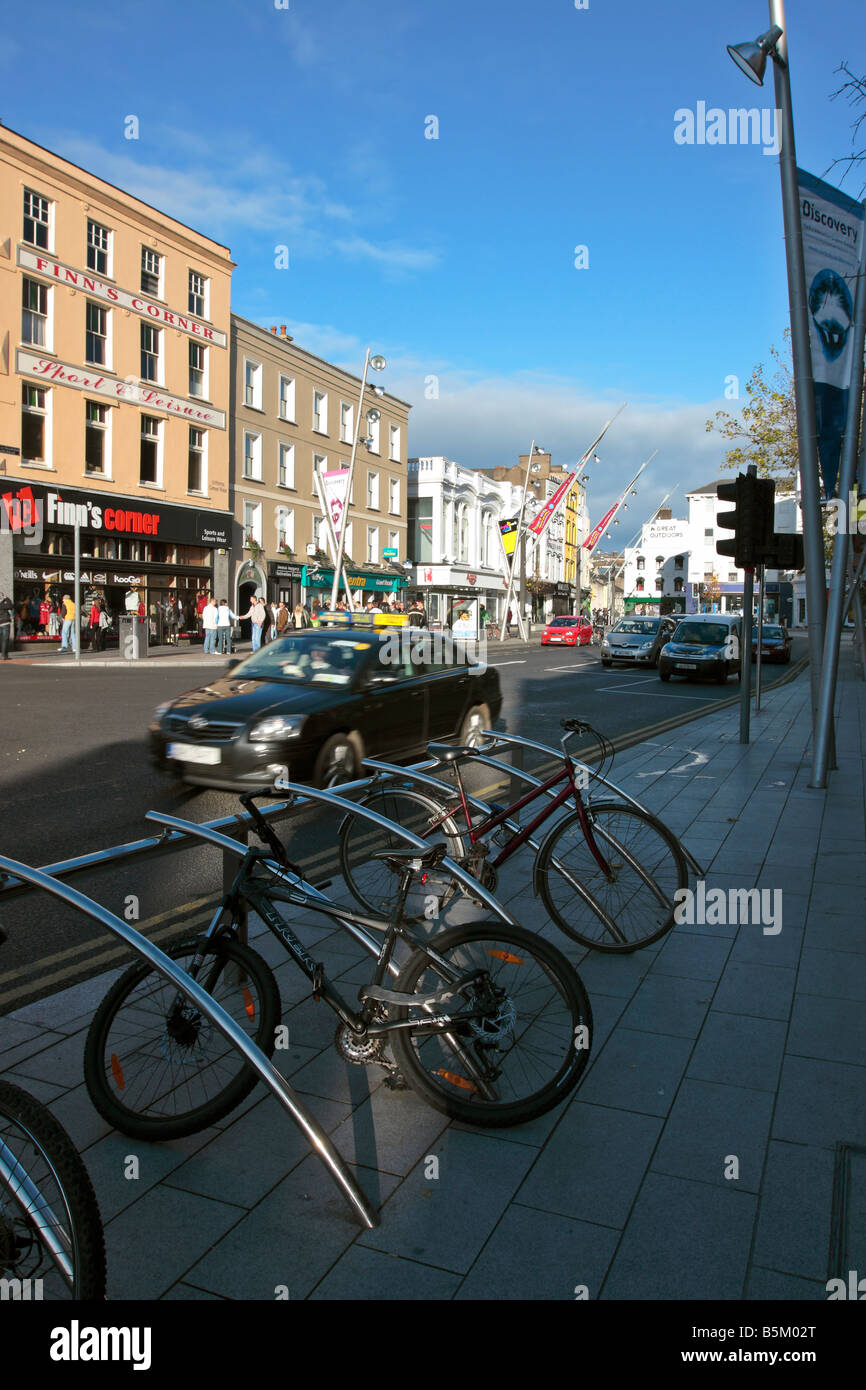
left=752, top=626, right=784, bottom=639
left=549, top=617, right=579, bottom=627
left=614, top=620, right=659, bottom=634
left=674, top=622, right=730, bottom=645
left=228, top=634, right=372, bottom=685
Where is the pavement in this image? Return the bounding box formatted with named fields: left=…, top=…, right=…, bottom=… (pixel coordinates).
left=1, top=644, right=864, bottom=1301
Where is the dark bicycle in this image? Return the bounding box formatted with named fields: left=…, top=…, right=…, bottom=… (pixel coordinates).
left=84, top=794, right=592, bottom=1138
left=339, top=720, right=688, bottom=953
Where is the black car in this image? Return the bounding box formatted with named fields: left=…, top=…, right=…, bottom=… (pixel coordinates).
left=149, top=627, right=502, bottom=789
left=751, top=624, right=792, bottom=664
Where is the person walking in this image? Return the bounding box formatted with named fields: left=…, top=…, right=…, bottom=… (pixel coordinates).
left=292, top=603, right=309, bottom=629
left=275, top=601, right=290, bottom=636
left=60, top=594, right=76, bottom=653
left=164, top=596, right=180, bottom=646
left=88, top=597, right=103, bottom=653
left=408, top=598, right=427, bottom=628
left=239, top=594, right=267, bottom=651
left=0, top=591, right=14, bottom=660
left=202, top=596, right=219, bottom=654
left=215, top=599, right=238, bottom=655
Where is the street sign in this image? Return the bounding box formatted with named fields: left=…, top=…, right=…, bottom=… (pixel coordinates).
left=0, top=445, right=21, bottom=456
left=382, top=547, right=398, bottom=558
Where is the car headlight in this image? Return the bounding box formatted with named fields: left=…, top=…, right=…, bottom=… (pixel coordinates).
left=601, top=638, right=610, bottom=648
left=249, top=715, right=304, bottom=740
left=639, top=641, right=655, bottom=651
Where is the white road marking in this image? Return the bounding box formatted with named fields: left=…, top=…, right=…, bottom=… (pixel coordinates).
left=495, top=659, right=527, bottom=665
left=636, top=748, right=709, bottom=778
left=543, top=665, right=600, bottom=673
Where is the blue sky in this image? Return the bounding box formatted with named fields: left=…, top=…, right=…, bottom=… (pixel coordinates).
left=3, top=0, right=863, bottom=522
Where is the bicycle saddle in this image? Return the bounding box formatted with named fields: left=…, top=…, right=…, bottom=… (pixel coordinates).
left=370, top=843, right=448, bottom=871
left=427, top=741, right=481, bottom=763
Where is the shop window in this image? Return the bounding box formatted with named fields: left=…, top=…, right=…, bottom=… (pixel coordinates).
left=140, top=415, right=161, bottom=486
left=140, top=323, right=160, bottom=382
left=85, top=402, right=109, bottom=476
left=188, top=428, right=206, bottom=494
left=86, top=302, right=109, bottom=366
left=23, top=189, right=50, bottom=250
left=189, top=342, right=207, bottom=398
left=22, top=278, right=49, bottom=347
left=21, top=385, right=48, bottom=464
left=141, top=247, right=161, bottom=297
left=87, top=219, right=111, bottom=276
left=188, top=270, right=207, bottom=318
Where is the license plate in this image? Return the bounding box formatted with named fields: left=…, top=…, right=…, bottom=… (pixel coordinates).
left=549, top=636, right=563, bottom=641
left=167, top=742, right=221, bottom=765
left=676, top=662, right=697, bottom=670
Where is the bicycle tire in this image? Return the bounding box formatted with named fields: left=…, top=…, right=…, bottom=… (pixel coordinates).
left=390, top=921, right=592, bottom=1126
left=84, top=935, right=280, bottom=1141
left=0, top=1079, right=106, bottom=1300
left=536, top=802, right=688, bottom=953
left=338, top=785, right=469, bottom=920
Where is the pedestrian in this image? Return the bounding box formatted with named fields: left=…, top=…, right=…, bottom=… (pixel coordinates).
left=267, top=599, right=279, bottom=642
left=505, top=607, right=513, bottom=638
left=292, top=603, right=308, bottom=630
left=310, top=599, right=322, bottom=629
left=39, top=596, right=51, bottom=632
left=0, top=591, right=14, bottom=660
left=276, top=601, right=290, bottom=635
left=202, top=595, right=219, bottom=654
left=479, top=605, right=489, bottom=632
left=215, top=599, right=238, bottom=655
left=408, top=598, right=427, bottom=628
left=239, top=594, right=268, bottom=651
left=164, top=596, right=180, bottom=646
left=48, top=601, right=61, bottom=639
left=89, top=596, right=102, bottom=652
left=59, top=593, right=76, bottom=653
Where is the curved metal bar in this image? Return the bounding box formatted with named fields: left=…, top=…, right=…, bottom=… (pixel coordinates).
left=0, top=853, right=379, bottom=1231
left=0, top=1136, right=74, bottom=1289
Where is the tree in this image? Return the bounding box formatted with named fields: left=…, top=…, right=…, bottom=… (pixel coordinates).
left=827, top=62, right=866, bottom=195
left=705, top=332, right=799, bottom=485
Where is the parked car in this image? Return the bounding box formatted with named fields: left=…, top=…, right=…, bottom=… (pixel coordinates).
left=150, top=627, right=502, bottom=789
left=751, top=623, right=792, bottom=663
left=541, top=615, right=593, bottom=647
left=600, top=615, right=679, bottom=668
left=658, top=615, right=742, bottom=684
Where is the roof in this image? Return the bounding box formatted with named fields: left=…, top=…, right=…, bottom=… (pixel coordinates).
left=685, top=480, right=726, bottom=496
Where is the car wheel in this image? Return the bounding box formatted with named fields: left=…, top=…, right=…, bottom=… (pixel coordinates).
left=459, top=703, right=491, bottom=747
left=601, top=658, right=611, bottom=668
left=314, top=734, right=361, bottom=788
left=659, top=669, right=670, bottom=682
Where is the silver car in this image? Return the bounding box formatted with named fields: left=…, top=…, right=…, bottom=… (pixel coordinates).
left=600, top=615, right=679, bottom=668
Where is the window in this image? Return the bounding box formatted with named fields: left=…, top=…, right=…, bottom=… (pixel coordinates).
left=655, top=555, right=664, bottom=568
left=243, top=500, right=262, bottom=546
left=86, top=302, right=108, bottom=366
left=87, top=220, right=110, bottom=275
left=675, top=555, right=684, bottom=569
left=188, top=270, right=207, bottom=318
left=244, top=359, right=262, bottom=409
left=189, top=341, right=207, bottom=398
left=728, top=572, right=738, bottom=582
left=367, top=414, right=380, bottom=454
left=276, top=507, right=294, bottom=552
left=278, top=443, right=295, bottom=489
left=313, top=514, right=330, bottom=554
left=673, top=578, right=684, bottom=593
left=188, top=428, right=206, bottom=493
left=388, top=530, right=400, bottom=558
left=636, top=578, right=644, bottom=592
left=704, top=527, right=714, bottom=538
left=636, top=556, right=645, bottom=571
left=140, top=416, right=161, bottom=485
left=140, top=323, right=160, bottom=382
left=366, top=471, right=380, bottom=510
left=23, top=189, right=50, bottom=249
left=388, top=478, right=400, bottom=514
left=278, top=375, right=295, bottom=421
left=243, top=431, right=262, bottom=480
left=22, top=279, right=48, bottom=347
left=21, top=385, right=48, bottom=463
left=312, top=453, right=327, bottom=495
left=340, top=401, right=353, bottom=443
left=389, top=423, right=401, bottom=461
left=85, top=402, right=109, bottom=475
left=366, top=526, right=380, bottom=563
left=313, top=390, right=328, bottom=433
left=141, top=247, right=161, bottom=297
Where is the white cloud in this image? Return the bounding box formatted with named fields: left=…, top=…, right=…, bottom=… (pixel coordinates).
left=334, top=236, right=441, bottom=273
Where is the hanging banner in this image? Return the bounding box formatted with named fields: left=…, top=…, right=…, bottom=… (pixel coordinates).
left=797, top=169, right=865, bottom=498
left=499, top=517, right=519, bottom=556
left=321, top=468, right=349, bottom=540
left=582, top=503, right=618, bottom=553
left=528, top=471, right=577, bottom=537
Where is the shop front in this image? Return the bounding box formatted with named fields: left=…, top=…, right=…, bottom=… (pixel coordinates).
left=301, top=564, right=409, bottom=610
left=410, top=565, right=505, bottom=630
left=3, top=481, right=230, bottom=644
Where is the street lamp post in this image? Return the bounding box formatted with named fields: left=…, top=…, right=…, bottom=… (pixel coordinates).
left=727, top=3, right=831, bottom=774
left=328, top=351, right=386, bottom=612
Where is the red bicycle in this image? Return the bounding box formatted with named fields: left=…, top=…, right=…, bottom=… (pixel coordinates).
left=339, top=719, right=688, bottom=953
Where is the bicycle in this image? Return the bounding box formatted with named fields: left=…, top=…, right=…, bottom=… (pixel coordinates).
left=84, top=794, right=592, bottom=1139
left=339, top=720, right=688, bottom=953
left=0, top=937, right=106, bottom=1300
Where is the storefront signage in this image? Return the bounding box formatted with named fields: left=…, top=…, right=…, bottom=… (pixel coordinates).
left=302, top=567, right=407, bottom=591
left=17, top=248, right=228, bottom=349
left=382, top=547, right=399, bottom=559
left=15, top=568, right=111, bottom=583
left=0, top=444, right=21, bottom=456
left=2, top=481, right=231, bottom=547
left=16, top=351, right=226, bottom=430
left=269, top=561, right=303, bottom=579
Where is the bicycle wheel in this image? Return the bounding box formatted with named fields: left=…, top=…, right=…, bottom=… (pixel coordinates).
left=390, top=921, right=592, bottom=1126
left=0, top=1080, right=105, bottom=1300
left=84, top=935, right=280, bottom=1141
left=537, top=803, right=688, bottom=952
left=339, top=785, right=469, bottom=920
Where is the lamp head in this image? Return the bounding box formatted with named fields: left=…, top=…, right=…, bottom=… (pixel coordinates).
left=727, top=24, right=783, bottom=85
left=369, top=354, right=387, bottom=372
left=366, top=407, right=381, bottom=423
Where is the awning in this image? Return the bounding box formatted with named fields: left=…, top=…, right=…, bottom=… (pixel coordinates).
left=302, top=566, right=408, bottom=591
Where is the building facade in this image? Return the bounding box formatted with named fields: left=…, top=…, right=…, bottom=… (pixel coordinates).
left=230, top=316, right=411, bottom=617
left=0, top=124, right=234, bottom=639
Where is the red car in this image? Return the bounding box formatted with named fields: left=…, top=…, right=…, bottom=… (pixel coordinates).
left=541, top=615, right=593, bottom=646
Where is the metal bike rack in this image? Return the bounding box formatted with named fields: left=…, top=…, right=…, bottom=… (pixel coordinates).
left=0, top=852, right=379, bottom=1231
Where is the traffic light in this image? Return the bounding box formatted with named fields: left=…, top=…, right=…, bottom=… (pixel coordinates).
left=716, top=472, right=775, bottom=568
left=761, top=531, right=804, bottom=570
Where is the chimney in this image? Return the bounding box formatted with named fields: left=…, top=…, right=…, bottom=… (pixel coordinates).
left=279, top=325, right=287, bottom=336
left=270, top=326, right=277, bottom=334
